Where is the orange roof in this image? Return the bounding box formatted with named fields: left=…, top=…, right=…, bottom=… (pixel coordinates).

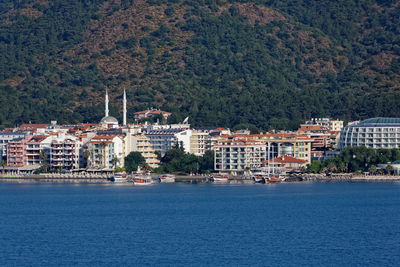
left=92, top=135, right=117, bottom=140
left=90, top=141, right=113, bottom=144
left=263, top=155, right=307, bottom=164
left=28, top=135, right=48, bottom=143
left=19, top=123, right=49, bottom=129
left=298, top=125, right=328, bottom=131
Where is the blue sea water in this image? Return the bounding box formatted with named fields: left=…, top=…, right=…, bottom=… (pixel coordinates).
left=1, top=182, right=400, bottom=266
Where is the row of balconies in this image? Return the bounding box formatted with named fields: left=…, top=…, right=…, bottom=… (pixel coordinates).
left=351, top=128, right=400, bottom=133
left=347, top=139, right=399, bottom=144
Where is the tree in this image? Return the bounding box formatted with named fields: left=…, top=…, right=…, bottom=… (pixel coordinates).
left=199, top=150, right=214, bottom=173
left=369, top=165, right=377, bottom=175
left=1, top=160, right=6, bottom=174
left=385, top=164, right=394, bottom=175
left=307, top=161, right=322, bottom=173
left=111, top=155, right=120, bottom=170
left=83, top=148, right=92, bottom=168
left=99, top=142, right=108, bottom=168
left=39, top=150, right=49, bottom=173
left=124, top=152, right=146, bottom=173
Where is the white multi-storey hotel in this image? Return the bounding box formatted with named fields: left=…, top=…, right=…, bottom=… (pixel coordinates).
left=214, top=139, right=267, bottom=172
left=338, top=118, right=400, bottom=150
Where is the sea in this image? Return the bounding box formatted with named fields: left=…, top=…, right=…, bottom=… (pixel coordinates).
left=1, top=182, right=400, bottom=266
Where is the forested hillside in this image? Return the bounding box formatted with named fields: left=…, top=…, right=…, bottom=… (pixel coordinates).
left=1, top=0, right=399, bottom=130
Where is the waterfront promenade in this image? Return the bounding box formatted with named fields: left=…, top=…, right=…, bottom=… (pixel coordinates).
left=1, top=173, right=399, bottom=183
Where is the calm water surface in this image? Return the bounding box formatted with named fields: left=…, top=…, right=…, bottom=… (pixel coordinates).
left=1, top=182, right=400, bottom=266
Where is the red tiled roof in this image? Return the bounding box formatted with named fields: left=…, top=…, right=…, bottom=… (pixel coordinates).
left=90, top=141, right=113, bottom=144
left=297, top=125, right=327, bottom=132
left=28, top=135, right=48, bottom=143
left=263, top=155, right=307, bottom=164
left=92, top=135, right=117, bottom=140
left=19, top=123, right=49, bottom=129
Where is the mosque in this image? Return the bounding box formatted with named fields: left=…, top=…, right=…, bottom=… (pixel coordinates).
left=100, top=89, right=127, bottom=128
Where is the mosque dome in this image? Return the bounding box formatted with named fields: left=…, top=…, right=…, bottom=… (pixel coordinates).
left=100, top=116, right=118, bottom=124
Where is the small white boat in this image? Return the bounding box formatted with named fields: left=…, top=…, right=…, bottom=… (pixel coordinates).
left=113, top=172, right=128, bottom=183
left=132, top=175, right=154, bottom=186
left=160, top=174, right=175, bottom=183
left=212, top=175, right=229, bottom=183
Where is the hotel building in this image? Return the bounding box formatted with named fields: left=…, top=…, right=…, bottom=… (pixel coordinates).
left=338, top=117, right=400, bottom=150
left=214, top=139, right=267, bottom=173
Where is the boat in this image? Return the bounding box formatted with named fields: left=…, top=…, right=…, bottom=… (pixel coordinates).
left=132, top=175, right=154, bottom=186
left=265, top=175, right=283, bottom=183
left=160, top=174, right=175, bottom=183
left=211, top=174, right=229, bottom=183
left=112, top=172, right=128, bottom=183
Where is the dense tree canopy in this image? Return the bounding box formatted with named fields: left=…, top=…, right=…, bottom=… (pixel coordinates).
left=308, top=146, right=400, bottom=173
left=124, top=151, right=146, bottom=173
left=1, top=0, right=400, bottom=129
left=154, top=148, right=214, bottom=174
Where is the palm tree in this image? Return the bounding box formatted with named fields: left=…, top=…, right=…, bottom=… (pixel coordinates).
left=83, top=148, right=93, bottom=168
left=39, top=150, right=49, bottom=173
left=386, top=164, right=394, bottom=175
left=99, top=142, right=108, bottom=168
left=111, top=155, right=120, bottom=170
left=1, top=160, right=7, bottom=174
left=369, top=165, right=377, bottom=175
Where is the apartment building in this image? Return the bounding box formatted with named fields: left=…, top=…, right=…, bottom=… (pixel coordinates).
left=126, top=134, right=160, bottom=168
left=26, top=135, right=52, bottom=166
left=87, top=135, right=124, bottom=169
left=50, top=136, right=81, bottom=170
left=146, top=129, right=192, bottom=156
left=305, top=118, right=344, bottom=132
left=0, top=132, right=27, bottom=160
left=338, top=117, right=400, bottom=150
left=6, top=139, right=27, bottom=167
left=214, top=139, right=267, bottom=173
left=222, top=133, right=312, bottom=164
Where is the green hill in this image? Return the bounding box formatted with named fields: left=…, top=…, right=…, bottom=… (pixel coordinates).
left=1, top=0, right=400, bottom=130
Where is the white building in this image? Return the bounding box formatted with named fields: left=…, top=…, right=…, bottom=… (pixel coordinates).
left=50, top=135, right=82, bottom=170
left=145, top=129, right=192, bottom=156
left=214, top=139, right=267, bottom=173
left=87, top=135, right=124, bottom=170
left=338, top=117, right=400, bottom=150
left=306, top=118, right=344, bottom=132
left=26, top=135, right=52, bottom=166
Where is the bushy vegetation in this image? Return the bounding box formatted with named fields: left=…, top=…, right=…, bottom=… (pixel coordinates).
left=308, top=146, right=400, bottom=174
left=154, top=149, right=214, bottom=174
left=124, top=151, right=147, bottom=172
left=1, top=0, right=400, bottom=130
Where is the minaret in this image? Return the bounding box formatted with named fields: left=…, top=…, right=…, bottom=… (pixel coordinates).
left=105, top=88, right=109, bottom=117
left=123, top=88, right=127, bottom=126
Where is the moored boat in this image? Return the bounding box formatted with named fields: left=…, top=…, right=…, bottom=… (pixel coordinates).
left=132, top=175, right=154, bottom=186
left=265, top=176, right=283, bottom=183
left=160, top=174, right=175, bottom=183
left=212, top=174, right=229, bottom=182
left=113, top=172, right=128, bottom=183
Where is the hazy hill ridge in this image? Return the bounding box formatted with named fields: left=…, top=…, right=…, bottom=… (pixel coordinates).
left=0, top=0, right=399, bottom=129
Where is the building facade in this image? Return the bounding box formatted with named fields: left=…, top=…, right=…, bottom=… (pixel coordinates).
left=126, top=134, right=160, bottom=168
left=214, top=140, right=267, bottom=173
left=88, top=135, right=124, bottom=170
left=146, top=129, right=192, bottom=156
left=50, top=137, right=81, bottom=170
left=338, top=117, right=400, bottom=150
left=6, top=139, right=27, bottom=167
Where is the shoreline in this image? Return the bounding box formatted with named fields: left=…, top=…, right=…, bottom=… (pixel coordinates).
left=1, top=173, right=399, bottom=183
